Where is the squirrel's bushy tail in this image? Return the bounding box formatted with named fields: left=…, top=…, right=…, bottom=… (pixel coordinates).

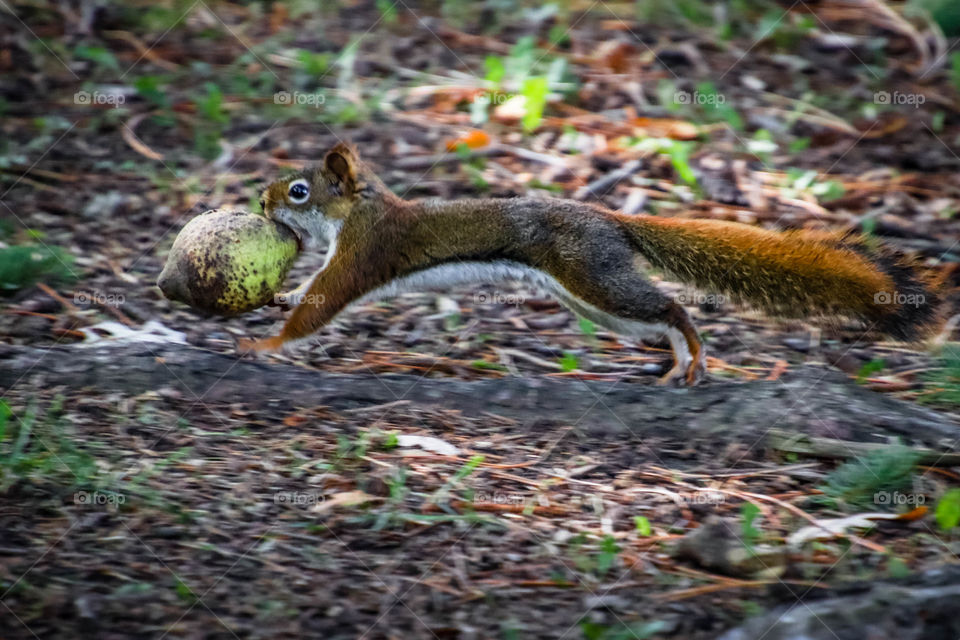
left=620, top=215, right=939, bottom=340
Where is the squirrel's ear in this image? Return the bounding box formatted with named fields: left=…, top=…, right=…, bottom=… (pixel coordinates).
left=323, top=143, right=358, bottom=190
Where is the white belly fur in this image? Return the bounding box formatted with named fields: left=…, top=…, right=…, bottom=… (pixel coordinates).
left=354, top=260, right=692, bottom=371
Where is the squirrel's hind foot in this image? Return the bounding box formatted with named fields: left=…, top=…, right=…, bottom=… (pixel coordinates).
left=657, top=309, right=706, bottom=386
left=657, top=356, right=706, bottom=386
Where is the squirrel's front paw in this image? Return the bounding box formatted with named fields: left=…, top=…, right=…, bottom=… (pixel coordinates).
left=267, top=291, right=295, bottom=311
left=236, top=335, right=285, bottom=355
left=266, top=298, right=291, bottom=312
left=268, top=289, right=306, bottom=311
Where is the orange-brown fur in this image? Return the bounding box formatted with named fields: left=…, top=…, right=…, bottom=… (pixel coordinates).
left=624, top=218, right=890, bottom=316
left=621, top=216, right=938, bottom=339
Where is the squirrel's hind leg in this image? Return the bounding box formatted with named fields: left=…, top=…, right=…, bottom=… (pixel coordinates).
left=657, top=305, right=706, bottom=386
left=549, top=282, right=707, bottom=385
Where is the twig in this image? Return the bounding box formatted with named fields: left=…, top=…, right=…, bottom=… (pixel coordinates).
left=574, top=159, right=644, bottom=201
left=392, top=144, right=569, bottom=170
left=4, top=309, right=58, bottom=321
left=36, top=283, right=78, bottom=312
left=491, top=347, right=562, bottom=371
left=103, top=30, right=179, bottom=71
left=121, top=113, right=165, bottom=161
left=655, top=578, right=828, bottom=601
left=343, top=400, right=411, bottom=414
left=709, top=486, right=886, bottom=553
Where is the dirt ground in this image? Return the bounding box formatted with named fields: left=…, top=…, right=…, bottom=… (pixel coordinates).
left=2, top=1, right=960, bottom=639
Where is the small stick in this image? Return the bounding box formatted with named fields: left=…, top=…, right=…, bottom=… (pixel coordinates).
left=574, top=159, right=644, bottom=201
left=4, top=309, right=58, bottom=321
left=656, top=578, right=828, bottom=602
left=121, top=113, right=165, bottom=161
left=393, top=144, right=569, bottom=170
left=36, top=283, right=78, bottom=312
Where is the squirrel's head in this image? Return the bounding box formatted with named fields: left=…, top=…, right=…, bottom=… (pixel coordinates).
left=260, top=142, right=388, bottom=250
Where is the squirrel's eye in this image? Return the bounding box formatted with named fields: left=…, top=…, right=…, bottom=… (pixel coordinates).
left=288, top=179, right=310, bottom=204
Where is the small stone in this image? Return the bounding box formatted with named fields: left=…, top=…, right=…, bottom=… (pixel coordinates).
left=782, top=336, right=810, bottom=353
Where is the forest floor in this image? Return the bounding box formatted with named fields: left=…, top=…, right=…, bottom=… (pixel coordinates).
left=2, top=1, right=960, bottom=638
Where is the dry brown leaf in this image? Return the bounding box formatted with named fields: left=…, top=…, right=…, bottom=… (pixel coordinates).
left=631, top=117, right=700, bottom=140
left=310, top=490, right=379, bottom=514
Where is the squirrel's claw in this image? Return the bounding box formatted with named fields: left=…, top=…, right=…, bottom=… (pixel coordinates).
left=236, top=335, right=285, bottom=355
left=266, top=298, right=291, bottom=311
left=657, top=354, right=706, bottom=386
left=685, top=358, right=706, bottom=385
left=656, top=365, right=684, bottom=386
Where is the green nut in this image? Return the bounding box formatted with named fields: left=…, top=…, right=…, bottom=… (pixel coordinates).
left=157, top=208, right=299, bottom=316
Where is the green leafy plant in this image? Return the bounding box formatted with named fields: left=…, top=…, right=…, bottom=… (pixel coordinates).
left=429, top=454, right=485, bottom=506
left=785, top=168, right=846, bottom=203
left=580, top=619, right=668, bottom=640
left=667, top=141, right=698, bottom=187
left=296, top=49, right=332, bottom=77
left=0, top=244, right=75, bottom=294
left=816, top=447, right=920, bottom=510
left=951, top=52, right=960, bottom=94
left=759, top=10, right=816, bottom=50
left=74, top=45, right=120, bottom=72
left=856, top=358, right=886, bottom=384
left=520, top=76, right=549, bottom=132
left=371, top=465, right=410, bottom=531
left=566, top=533, right=622, bottom=580
left=789, top=137, right=812, bottom=153
left=578, top=317, right=597, bottom=340
left=331, top=432, right=369, bottom=469
left=375, top=0, right=398, bottom=24
left=741, top=502, right=761, bottom=551
left=596, top=535, right=620, bottom=576
left=480, top=36, right=574, bottom=132
left=173, top=576, right=198, bottom=604
left=932, top=110, right=946, bottom=133
left=748, top=129, right=777, bottom=161
left=0, top=398, right=98, bottom=493
left=886, top=555, right=911, bottom=578
left=916, top=0, right=960, bottom=37
left=559, top=351, right=580, bottom=372
left=921, top=345, right=960, bottom=407
left=813, top=180, right=846, bottom=202
left=737, top=599, right=765, bottom=618
left=635, top=0, right=712, bottom=27
left=634, top=515, right=652, bottom=537
left=935, top=488, right=960, bottom=530
left=696, top=81, right=743, bottom=129
left=132, top=0, right=195, bottom=31
left=193, top=83, right=229, bottom=160
left=134, top=75, right=171, bottom=110
left=381, top=431, right=399, bottom=450
left=471, top=360, right=508, bottom=372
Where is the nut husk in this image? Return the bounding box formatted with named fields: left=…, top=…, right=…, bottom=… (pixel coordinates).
left=157, top=208, right=299, bottom=316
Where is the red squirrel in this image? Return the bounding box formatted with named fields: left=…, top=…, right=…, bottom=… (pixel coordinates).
left=238, top=142, right=940, bottom=385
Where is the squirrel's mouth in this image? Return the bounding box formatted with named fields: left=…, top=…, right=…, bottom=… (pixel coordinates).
left=272, top=218, right=304, bottom=253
